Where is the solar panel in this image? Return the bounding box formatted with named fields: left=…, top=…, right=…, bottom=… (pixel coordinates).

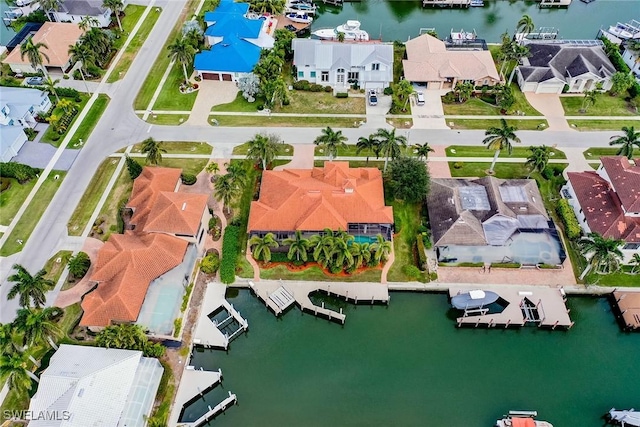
left=499, top=185, right=528, bottom=203
left=459, top=186, right=490, bottom=211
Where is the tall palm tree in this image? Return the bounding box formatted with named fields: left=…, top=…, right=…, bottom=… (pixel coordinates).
left=526, top=145, right=551, bottom=178
left=609, top=126, right=640, bottom=159
left=13, top=307, right=63, bottom=350
left=283, top=230, right=309, bottom=262
left=413, top=142, right=435, bottom=160
left=630, top=253, right=640, bottom=274
left=395, top=79, right=415, bottom=110
left=38, top=0, right=62, bottom=20
left=497, top=32, right=513, bottom=77
left=103, top=0, right=124, bottom=32
left=140, top=137, right=166, bottom=165
left=249, top=233, right=279, bottom=263
left=356, top=135, right=379, bottom=165
left=206, top=161, right=220, bottom=175
left=349, top=242, right=371, bottom=269
left=167, top=35, right=196, bottom=85
left=581, top=90, right=598, bottom=113
left=328, top=237, right=354, bottom=270
left=214, top=173, right=240, bottom=214
left=310, top=230, right=335, bottom=268
left=515, top=14, right=535, bottom=37
left=0, top=350, right=39, bottom=393
left=68, top=42, right=95, bottom=92
left=81, top=28, right=112, bottom=58
left=0, top=323, right=16, bottom=355
left=43, top=76, right=60, bottom=103
left=370, top=234, right=392, bottom=265
left=579, top=232, right=624, bottom=276
left=20, top=37, right=50, bottom=76
left=78, top=16, right=99, bottom=31
left=267, top=77, right=289, bottom=109
left=314, top=127, right=348, bottom=161
left=246, top=133, right=279, bottom=170
left=375, top=128, right=407, bottom=172
left=507, top=43, right=530, bottom=85
left=454, top=81, right=474, bottom=103
left=225, top=161, right=247, bottom=187
left=482, top=118, right=521, bottom=174
left=7, top=264, right=54, bottom=309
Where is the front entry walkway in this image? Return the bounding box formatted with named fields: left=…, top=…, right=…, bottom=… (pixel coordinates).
left=185, top=80, right=238, bottom=126
left=524, top=93, right=573, bottom=132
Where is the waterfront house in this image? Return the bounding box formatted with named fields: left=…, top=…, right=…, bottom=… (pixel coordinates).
left=2, top=22, right=84, bottom=74
left=562, top=157, right=640, bottom=263
left=292, top=38, right=394, bottom=90
left=427, top=177, right=566, bottom=266
left=50, top=0, right=118, bottom=28
left=194, top=0, right=274, bottom=81
left=247, top=162, right=394, bottom=242
left=28, top=344, right=163, bottom=427
left=80, top=167, right=209, bottom=334
left=0, top=126, right=28, bottom=162
left=0, top=87, right=52, bottom=128
left=402, top=33, right=500, bottom=90
left=621, top=43, right=640, bottom=83
left=516, top=41, right=615, bottom=94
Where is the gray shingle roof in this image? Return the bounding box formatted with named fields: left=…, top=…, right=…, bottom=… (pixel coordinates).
left=58, top=0, right=107, bottom=16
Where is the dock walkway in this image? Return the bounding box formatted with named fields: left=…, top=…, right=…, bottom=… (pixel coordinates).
left=193, top=282, right=248, bottom=349
left=168, top=367, right=223, bottom=427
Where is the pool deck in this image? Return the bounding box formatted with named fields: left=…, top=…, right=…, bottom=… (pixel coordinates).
left=193, top=282, right=248, bottom=349
left=168, top=367, right=223, bottom=427
left=449, top=284, right=573, bottom=329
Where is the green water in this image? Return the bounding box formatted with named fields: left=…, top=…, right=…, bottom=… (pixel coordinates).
left=189, top=290, right=640, bottom=426
left=312, top=0, right=640, bottom=43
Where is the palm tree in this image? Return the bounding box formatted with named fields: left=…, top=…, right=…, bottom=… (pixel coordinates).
left=482, top=118, right=521, bottom=174
left=43, top=76, right=60, bottom=103
left=630, top=253, right=640, bottom=274
left=395, top=79, right=415, bottom=110
left=370, top=234, right=392, bottom=265
left=246, top=133, right=279, bottom=170
left=581, top=90, right=598, bottom=113
left=249, top=233, right=279, bottom=263
left=20, top=37, right=50, bottom=76
left=103, top=0, right=124, bottom=32
left=267, top=77, right=289, bottom=109
left=328, top=237, right=354, bottom=270
left=206, top=161, right=220, bottom=175
left=226, top=161, right=247, bottom=187
left=13, top=307, right=63, bottom=350
left=507, top=43, right=530, bottom=85
left=81, top=28, right=113, bottom=58
left=95, top=324, right=148, bottom=351
left=413, top=142, right=435, bottom=160
left=68, top=42, right=95, bottom=92
left=314, top=127, right=348, bottom=161
left=526, top=145, right=551, bottom=178
left=57, top=98, right=74, bottom=114
left=283, top=230, right=309, bottom=262
left=214, top=174, right=240, bottom=214
left=310, top=230, right=335, bottom=268
left=67, top=251, right=91, bottom=279
left=609, top=126, right=640, bottom=160
left=375, top=128, right=407, bottom=172
left=349, top=242, right=371, bottom=269
left=78, top=16, right=99, bottom=31
left=38, top=0, right=62, bottom=20
left=497, top=32, right=513, bottom=77
left=0, top=351, right=39, bottom=393
left=454, top=81, right=474, bottom=103
left=140, top=137, right=166, bottom=165
left=515, top=14, right=535, bottom=37
left=0, top=323, right=17, bottom=355
left=167, top=35, right=196, bottom=85
left=356, top=135, right=379, bottom=165
left=579, top=232, right=624, bottom=276
left=7, top=265, right=54, bottom=309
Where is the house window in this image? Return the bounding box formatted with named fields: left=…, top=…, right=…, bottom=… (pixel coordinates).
left=624, top=243, right=640, bottom=250
left=337, top=68, right=345, bottom=73
left=310, top=71, right=316, bottom=78
left=337, top=74, right=344, bottom=83
left=298, top=71, right=304, bottom=78
left=483, top=79, right=488, bottom=85
left=371, top=63, right=380, bottom=71
left=321, top=71, right=329, bottom=82
left=348, top=71, right=359, bottom=80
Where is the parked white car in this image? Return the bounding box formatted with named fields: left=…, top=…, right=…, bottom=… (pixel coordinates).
left=416, top=91, right=425, bottom=106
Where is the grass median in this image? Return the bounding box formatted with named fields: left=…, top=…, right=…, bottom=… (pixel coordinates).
left=0, top=178, right=38, bottom=226
left=568, top=119, right=640, bottom=131
left=446, top=144, right=566, bottom=159
left=69, top=94, right=110, bottom=148
left=210, top=115, right=364, bottom=128
left=447, top=118, right=549, bottom=131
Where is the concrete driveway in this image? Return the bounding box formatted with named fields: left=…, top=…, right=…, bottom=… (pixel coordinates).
left=364, top=93, right=393, bottom=129
left=186, top=80, right=239, bottom=126
left=524, top=93, right=573, bottom=131
left=411, top=88, right=449, bottom=129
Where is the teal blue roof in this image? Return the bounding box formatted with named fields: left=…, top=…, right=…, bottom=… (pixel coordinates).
left=204, top=13, right=262, bottom=39
left=203, top=0, right=249, bottom=22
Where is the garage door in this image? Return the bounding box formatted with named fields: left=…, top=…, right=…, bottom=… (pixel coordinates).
left=202, top=73, right=219, bottom=80
left=364, top=81, right=384, bottom=90
left=535, top=83, right=564, bottom=94
left=222, top=74, right=233, bottom=81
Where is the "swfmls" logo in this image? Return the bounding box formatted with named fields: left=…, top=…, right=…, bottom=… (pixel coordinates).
left=3, top=410, right=72, bottom=421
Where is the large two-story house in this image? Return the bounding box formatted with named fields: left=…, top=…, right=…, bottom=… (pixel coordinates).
left=563, top=157, right=640, bottom=263
left=50, top=0, right=117, bottom=28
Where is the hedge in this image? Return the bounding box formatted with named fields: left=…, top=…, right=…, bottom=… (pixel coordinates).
left=181, top=173, right=197, bottom=185
left=416, top=234, right=428, bottom=270
left=336, top=92, right=348, bottom=98
left=0, top=162, right=39, bottom=183
left=220, top=225, right=240, bottom=284
left=556, top=199, right=582, bottom=240
left=31, top=85, right=80, bottom=98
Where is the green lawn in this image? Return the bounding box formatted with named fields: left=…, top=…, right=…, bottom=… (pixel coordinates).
left=43, top=250, right=73, bottom=283
left=386, top=117, right=413, bottom=129
left=41, top=94, right=90, bottom=147
left=131, top=141, right=212, bottom=155
left=68, top=157, right=120, bottom=235
left=446, top=145, right=567, bottom=159
left=145, top=114, right=190, bottom=125
left=211, top=92, right=266, bottom=112
left=314, top=144, right=413, bottom=158
left=386, top=200, right=427, bottom=283
left=314, top=160, right=385, bottom=169
left=152, top=62, right=198, bottom=111
left=583, top=147, right=620, bottom=160
left=260, top=264, right=382, bottom=282
left=276, top=91, right=367, bottom=115
left=585, top=269, right=640, bottom=287
left=449, top=161, right=531, bottom=178
left=0, top=171, right=66, bottom=256
left=98, top=166, right=133, bottom=241
left=69, top=94, right=110, bottom=148
left=448, top=119, right=549, bottom=131
left=568, top=119, right=640, bottom=131
left=232, top=142, right=293, bottom=156
left=236, top=256, right=255, bottom=279
left=160, top=158, right=208, bottom=177
left=560, top=94, right=638, bottom=116
left=108, top=5, right=162, bottom=83
left=442, top=83, right=541, bottom=116
left=210, top=115, right=364, bottom=128
left=0, top=178, right=37, bottom=225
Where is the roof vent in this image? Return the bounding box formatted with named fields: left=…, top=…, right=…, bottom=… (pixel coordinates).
left=182, top=202, right=187, bottom=211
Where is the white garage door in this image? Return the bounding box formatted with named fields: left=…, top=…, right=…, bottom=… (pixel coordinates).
left=364, top=81, right=384, bottom=90
left=535, top=83, right=564, bottom=94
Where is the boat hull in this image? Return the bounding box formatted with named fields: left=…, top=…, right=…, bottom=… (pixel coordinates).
left=451, top=290, right=500, bottom=310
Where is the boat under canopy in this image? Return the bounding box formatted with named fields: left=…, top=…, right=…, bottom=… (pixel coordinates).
left=451, top=290, right=500, bottom=310
left=609, top=409, right=640, bottom=427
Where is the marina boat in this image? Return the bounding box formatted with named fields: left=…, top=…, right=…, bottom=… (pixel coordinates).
left=286, top=11, right=313, bottom=24
left=470, top=0, right=484, bottom=6
left=451, top=290, right=499, bottom=310
left=605, top=20, right=640, bottom=40
left=609, top=408, right=640, bottom=427
left=312, top=20, right=370, bottom=41
left=496, top=411, right=553, bottom=427
left=450, top=28, right=477, bottom=42
left=286, top=2, right=317, bottom=14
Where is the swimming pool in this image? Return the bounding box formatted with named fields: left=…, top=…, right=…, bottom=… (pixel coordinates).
left=352, top=235, right=377, bottom=244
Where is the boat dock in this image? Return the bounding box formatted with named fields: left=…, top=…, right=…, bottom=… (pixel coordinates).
left=422, top=0, right=471, bottom=8
left=612, top=291, right=640, bottom=331
left=249, top=279, right=389, bottom=324
left=539, top=0, right=572, bottom=7
left=450, top=285, right=573, bottom=329
left=193, top=282, right=248, bottom=350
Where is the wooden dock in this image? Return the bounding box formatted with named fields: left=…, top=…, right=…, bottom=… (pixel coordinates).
left=450, top=285, right=573, bottom=329
left=191, top=391, right=237, bottom=427
left=612, top=291, right=640, bottom=331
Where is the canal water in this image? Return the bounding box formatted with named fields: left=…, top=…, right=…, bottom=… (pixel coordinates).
left=0, top=1, right=17, bottom=47
left=189, top=290, right=640, bottom=426
left=311, top=0, right=640, bottom=43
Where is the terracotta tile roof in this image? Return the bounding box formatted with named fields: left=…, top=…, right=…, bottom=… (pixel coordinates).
left=143, top=192, right=208, bottom=235
left=248, top=162, right=393, bottom=232
left=567, top=171, right=640, bottom=243
left=127, top=167, right=182, bottom=231
left=600, top=156, right=640, bottom=213
left=80, top=233, right=188, bottom=327
left=3, top=23, right=84, bottom=68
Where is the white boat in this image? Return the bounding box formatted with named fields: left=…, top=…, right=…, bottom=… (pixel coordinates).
left=286, top=11, right=313, bottom=24
left=606, top=20, right=640, bottom=40
left=470, top=0, right=484, bottom=6
left=451, top=290, right=500, bottom=310
left=609, top=408, right=640, bottom=427
left=450, top=28, right=477, bottom=41
left=286, top=2, right=317, bottom=14
left=312, top=20, right=370, bottom=41
left=496, top=411, right=553, bottom=427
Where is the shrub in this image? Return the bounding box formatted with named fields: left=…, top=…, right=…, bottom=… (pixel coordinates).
left=556, top=199, right=582, bottom=240
left=309, top=83, right=324, bottom=92
left=181, top=282, right=194, bottom=312
left=492, top=262, right=521, bottom=268
left=0, top=162, right=39, bottom=182
left=220, top=225, right=240, bottom=284
left=208, top=217, right=217, bottom=230
left=68, top=251, right=91, bottom=279
left=452, top=162, right=463, bottom=169
left=125, top=155, right=142, bottom=180
left=336, top=92, right=348, bottom=98
left=402, top=265, right=422, bottom=280
left=442, top=92, right=456, bottom=103
left=292, top=80, right=310, bottom=90
left=200, top=252, right=220, bottom=274
left=181, top=173, right=197, bottom=185
left=324, top=85, right=332, bottom=92
left=416, top=235, right=428, bottom=270
left=0, top=177, right=11, bottom=192
left=383, top=86, right=393, bottom=95
left=173, top=318, right=182, bottom=337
